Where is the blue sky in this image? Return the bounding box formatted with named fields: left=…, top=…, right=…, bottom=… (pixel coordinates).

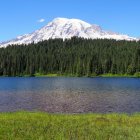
left=0, top=0, right=140, bottom=42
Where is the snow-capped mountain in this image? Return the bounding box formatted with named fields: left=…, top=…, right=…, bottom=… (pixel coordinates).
left=0, top=18, right=138, bottom=47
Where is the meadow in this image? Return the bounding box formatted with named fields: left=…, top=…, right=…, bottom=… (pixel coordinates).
left=0, top=112, right=140, bottom=140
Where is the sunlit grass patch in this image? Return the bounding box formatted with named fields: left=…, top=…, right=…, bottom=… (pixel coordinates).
left=0, top=112, right=140, bottom=140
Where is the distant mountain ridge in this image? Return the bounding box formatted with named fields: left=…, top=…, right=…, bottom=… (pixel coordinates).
left=0, top=17, right=138, bottom=47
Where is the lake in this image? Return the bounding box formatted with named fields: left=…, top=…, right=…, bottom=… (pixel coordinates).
left=0, top=77, right=140, bottom=113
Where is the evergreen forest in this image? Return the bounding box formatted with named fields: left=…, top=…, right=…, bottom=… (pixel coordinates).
left=0, top=37, right=140, bottom=77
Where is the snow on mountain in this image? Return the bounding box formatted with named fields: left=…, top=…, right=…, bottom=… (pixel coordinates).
left=0, top=17, right=138, bottom=47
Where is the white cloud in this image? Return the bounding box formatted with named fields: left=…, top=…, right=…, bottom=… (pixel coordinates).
left=38, top=18, right=45, bottom=23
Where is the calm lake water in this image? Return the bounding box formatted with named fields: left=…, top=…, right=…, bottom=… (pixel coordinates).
left=0, top=77, right=140, bottom=113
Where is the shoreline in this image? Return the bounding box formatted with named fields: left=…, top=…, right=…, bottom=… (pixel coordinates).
left=0, top=73, right=140, bottom=78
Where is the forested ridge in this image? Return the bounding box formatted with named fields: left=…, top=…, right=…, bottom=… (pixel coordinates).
left=0, top=37, right=140, bottom=77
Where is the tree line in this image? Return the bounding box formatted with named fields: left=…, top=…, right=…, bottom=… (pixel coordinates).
left=0, top=37, right=140, bottom=76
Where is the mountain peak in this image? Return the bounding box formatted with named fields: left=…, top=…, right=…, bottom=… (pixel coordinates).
left=0, top=17, right=138, bottom=47
left=52, top=17, right=91, bottom=25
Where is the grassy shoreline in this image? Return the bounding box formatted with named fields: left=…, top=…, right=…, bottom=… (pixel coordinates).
left=0, top=73, right=140, bottom=78
left=35, top=73, right=140, bottom=78
left=0, top=112, right=140, bottom=139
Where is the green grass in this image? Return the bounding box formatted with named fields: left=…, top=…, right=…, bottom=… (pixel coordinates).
left=22, top=73, right=140, bottom=78
left=1, top=72, right=140, bottom=78
left=0, top=112, right=140, bottom=140
left=34, top=73, right=59, bottom=77
left=34, top=73, right=80, bottom=77
left=99, top=73, right=140, bottom=78
left=26, top=72, right=140, bottom=78
left=34, top=73, right=140, bottom=78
